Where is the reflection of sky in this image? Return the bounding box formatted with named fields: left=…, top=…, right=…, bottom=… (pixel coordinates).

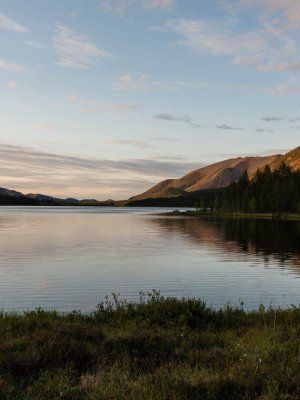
left=0, top=207, right=299, bottom=312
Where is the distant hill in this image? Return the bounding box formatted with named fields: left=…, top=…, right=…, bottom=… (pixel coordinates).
left=0, top=188, right=24, bottom=198
left=0, top=188, right=114, bottom=206
left=129, top=154, right=280, bottom=203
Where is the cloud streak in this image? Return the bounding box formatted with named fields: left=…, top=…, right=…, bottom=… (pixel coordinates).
left=108, top=103, right=141, bottom=111
left=225, top=1, right=300, bottom=29
left=114, top=74, right=151, bottom=92
left=154, top=113, right=191, bottom=123
left=164, top=13, right=300, bottom=72
left=100, top=0, right=176, bottom=13
left=114, top=73, right=233, bottom=94
left=216, top=124, right=243, bottom=131
left=154, top=113, right=202, bottom=128
left=262, top=117, right=286, bottom=122
left=103, top=139, right=154, bottom=149
left=32, top=123, right=60, bottom=132
left=0, top=13, right=28, bottom=33
left=0, top=58, right=28, bottom=74
left=53, top=24, right=113, bottom=68
left=0, top=143, right=200, bottom=199
left=24, top=40, right=44, bottom=48
left=261, top=116, right=300, bottom=123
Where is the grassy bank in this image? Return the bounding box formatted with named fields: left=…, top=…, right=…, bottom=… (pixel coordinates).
left=167, top=210, right=300, bottom=221
left=0, top=293, right=300, bottom=399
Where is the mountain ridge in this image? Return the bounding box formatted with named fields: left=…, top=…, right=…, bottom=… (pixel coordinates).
left=0, top=146, right=299, bottom=206
left=0, top=188, right=115, bottom=206
left=129, top=154, right=282, bottom=202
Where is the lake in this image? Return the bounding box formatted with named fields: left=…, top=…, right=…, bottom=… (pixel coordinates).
left=0, top=206, right=299, bottom=311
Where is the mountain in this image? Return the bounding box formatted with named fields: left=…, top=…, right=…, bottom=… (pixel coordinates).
left=1, top=146, right=299, bottom=207
left=129, top=154, right=280, bottom=202
left=269, top=146, right=300, bottom=172
left=26, top=193, right=78, bottom=205
left=0, top=188, right=115, bottom=206
left=0, top=189, right=78, bottom=206
left=0, top=188, right=24, bottom=198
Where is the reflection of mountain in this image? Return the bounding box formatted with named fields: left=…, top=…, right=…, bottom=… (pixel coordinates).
left=151, top=216, right=300, bottom=270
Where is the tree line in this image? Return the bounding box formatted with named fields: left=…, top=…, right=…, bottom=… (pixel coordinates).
left=196, top=163, right=300, bottom=214
left=0, top=195, right=39, bottom=206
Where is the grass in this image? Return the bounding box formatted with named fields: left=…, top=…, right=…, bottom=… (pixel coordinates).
left=167, top=210, right=300, bottom=221
left=0, top=291, right=300, bottom=399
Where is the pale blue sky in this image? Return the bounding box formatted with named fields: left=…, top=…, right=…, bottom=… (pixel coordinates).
left=0, top=0, right=299, bottom=199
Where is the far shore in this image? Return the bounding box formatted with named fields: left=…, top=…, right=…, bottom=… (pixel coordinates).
left=161, top=210, right=300, bottom=221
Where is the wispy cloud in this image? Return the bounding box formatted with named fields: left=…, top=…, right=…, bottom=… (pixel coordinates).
left=224, top=1, right=300, bottom=29
left=0, top=143, right=199, bottom=199
left=154, top=113, right=191, bottom=123
left=104, top=139, right=154, bottom=149
left=255, top=128, right=275, bottom=133
left=154, top=113, right=202, bottom=128
left=0, top=58, right=28, bottom=74
left=154, top=114, right=246, bottom=131
left=24, top=40, right=44, bottom=48
left=53, top=24, right=113, bottom=68
left=67, top=95, right=141, bottom=116
left=100, top=0, right=176, bottom=14
left=262, top=116, right=286, bottom=122
left=108, top=103, right=141, bottom=111
left=216, top=124, right=243, bottom=131
left=163, top=15, right=300, bottom=72
left=114, top=74, right=151, bottom=92
left=68, top=95, right=101, bottom=106
left=261, top=115, right=300, bottom=123
left=113, top=73, right=300, bottom=97
left=153, top=154, right=185, bottom=161
left=262, top=81, right=300, bottom=96
left=153, top=137, right=179, bottom=143
left=114, top=73, right=233, bottom=93
left=0, top=12, right=28, bottom=33
left=143, top=0, right=176, bottom=10
left=32, top=123, right=60, bottom=132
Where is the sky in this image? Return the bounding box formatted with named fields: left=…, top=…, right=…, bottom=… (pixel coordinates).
left=0, top=0, right=299, bottom=199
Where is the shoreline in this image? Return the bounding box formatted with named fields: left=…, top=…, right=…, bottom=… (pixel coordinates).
left=1, top=294, right=299, bottom=399
left=161, top=210, right=300, bottom=221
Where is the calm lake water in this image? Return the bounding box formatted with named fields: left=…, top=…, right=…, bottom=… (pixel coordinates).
left=0, top=206, right=299, bottom=311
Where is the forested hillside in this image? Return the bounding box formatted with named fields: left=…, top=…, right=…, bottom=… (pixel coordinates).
left=196, top=163, right=300, bottom=213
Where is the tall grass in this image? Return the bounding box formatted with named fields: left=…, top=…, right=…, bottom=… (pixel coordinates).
left=0, top=292, right=299, bottom=399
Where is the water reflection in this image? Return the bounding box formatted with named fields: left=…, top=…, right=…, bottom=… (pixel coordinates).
left=151, top=216, right=300, bottom=271
left=0, top=207, right=299, bottom=311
